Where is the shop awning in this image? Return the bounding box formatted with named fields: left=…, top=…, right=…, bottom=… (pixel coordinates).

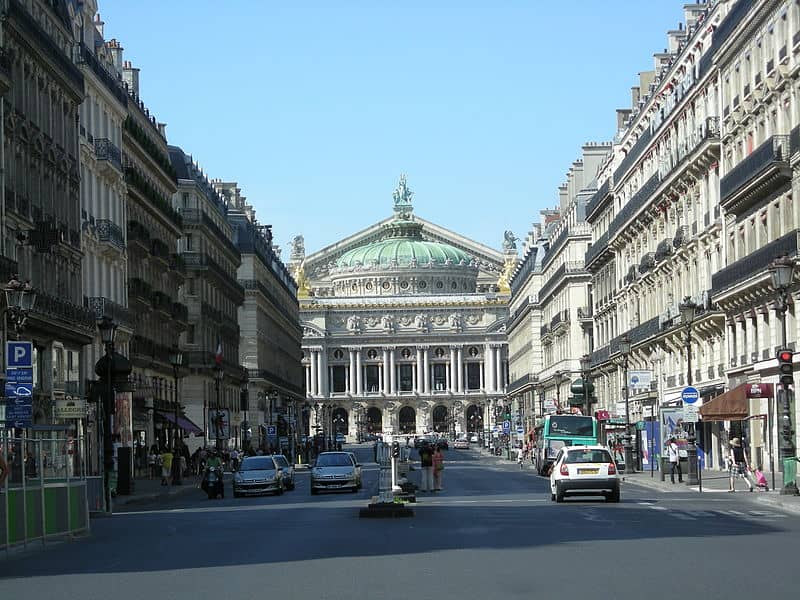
left=699, top=385, right=749, bottom=421
left=155, top=411, right=203, bottom=435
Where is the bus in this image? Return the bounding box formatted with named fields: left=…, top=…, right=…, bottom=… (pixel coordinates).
left=532, top=414, right=599, bottom=475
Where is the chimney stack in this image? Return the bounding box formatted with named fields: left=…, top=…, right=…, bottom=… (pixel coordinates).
left=122, top=60, right=140, bottom=97
left=105, top=39, right=124, bottom=74
left=157, top=122, right=167, bottom=139
left=94, top=13, right=104, bottom=37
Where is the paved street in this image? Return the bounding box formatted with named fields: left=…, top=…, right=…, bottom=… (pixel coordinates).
left=2, top=445, right=798, bottom=600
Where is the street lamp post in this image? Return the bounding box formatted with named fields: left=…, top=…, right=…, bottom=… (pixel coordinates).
left=214, top=366, right=224, bottom=451
left=580, top=354, right=592, bottom=417
left=554, top=371, right=563, bottom=411
left=770, top=256, right=799, bottom=495
left=97, top=316, right=118, bottom=513
left=619, top=334, right=634, bottom=474
left=169, top=347, right=183, bottom=485
left=679, top=297, right=700, bottom=486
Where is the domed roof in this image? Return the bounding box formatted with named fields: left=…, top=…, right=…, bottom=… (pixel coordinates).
left=334, top=175, right=475, bottom=273
left=336, top=234, right=471, bottom=269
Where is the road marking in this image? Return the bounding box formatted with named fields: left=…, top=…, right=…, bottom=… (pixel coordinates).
left=649, top=506, right=667, bottom=511
left=671, top=512, right=696, bottom=520
left=684, top=510, right=715, bottom=517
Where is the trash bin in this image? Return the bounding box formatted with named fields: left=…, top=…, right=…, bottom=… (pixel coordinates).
left=783, top=457, right=798, bottom=488
left=660, top=456, right=668, bottom=482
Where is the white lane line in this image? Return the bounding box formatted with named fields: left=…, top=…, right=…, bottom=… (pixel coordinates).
left=748, top=511, right=786, bottom=518
left=637, top=501, right=655, bottom=506
left=671, top=512, right=696, bottom=520
left=684, top=510, right=715, bottom=517
left=649, top=506, right=668, bottom=511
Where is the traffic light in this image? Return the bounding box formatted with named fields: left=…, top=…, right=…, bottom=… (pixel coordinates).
left=778, top=349, right=794, bottom=387
left=391, top=441, right=400, bottom=458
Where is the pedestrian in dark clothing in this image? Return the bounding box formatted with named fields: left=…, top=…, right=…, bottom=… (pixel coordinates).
left=728, top=438, right=754, bottom=492
left=418, top=443, right=434, bottom=492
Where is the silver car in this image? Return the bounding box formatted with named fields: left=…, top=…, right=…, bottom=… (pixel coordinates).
left=272, top=454, right=295, bottom=490
left=233, top=456, right=284, bottom=497
left=311, top=451, right=360, bottom=494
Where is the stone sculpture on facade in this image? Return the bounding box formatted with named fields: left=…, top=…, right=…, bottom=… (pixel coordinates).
left=503, top=230, right=518, bottom=251
left=449, top=313, right=462, bottom=331
left=382, top=314, right=395, bottom=333
left=347, top=315, right=361, bottom=333
left=392, top=174, right=414, bottom=219
left=415, top=313, right=429, bottom=332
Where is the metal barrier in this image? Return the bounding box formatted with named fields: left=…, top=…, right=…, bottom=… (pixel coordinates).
left=1, top=432, right=91, bottom=553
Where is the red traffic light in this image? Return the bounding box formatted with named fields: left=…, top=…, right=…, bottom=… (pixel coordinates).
left=778, top=350, right=793, bottom=363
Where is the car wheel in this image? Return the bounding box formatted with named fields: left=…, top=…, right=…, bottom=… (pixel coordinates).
left=606, top=486, right=620, bottom=503
left=555, top=482, right=565, bottom=503
left=311, top=487, right=318, bottom=495
left=276, top=484, right=284, bottom=496
left=550, top=492, right=555, bottom=502
left=233, top=491, right=241, bottom=498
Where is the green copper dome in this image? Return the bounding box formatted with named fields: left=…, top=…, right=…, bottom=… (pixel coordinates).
left=336, top=232, right=471, bottom=270
left=334, top=175, right=474, bottom=271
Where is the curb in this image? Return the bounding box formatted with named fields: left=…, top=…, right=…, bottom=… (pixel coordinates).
left=111, top=482, right=202, bottom=507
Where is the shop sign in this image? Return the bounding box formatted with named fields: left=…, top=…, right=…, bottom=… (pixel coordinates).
left=746, top=383, right=773, bottom=398
left=54, top=396, right=87, bottom=419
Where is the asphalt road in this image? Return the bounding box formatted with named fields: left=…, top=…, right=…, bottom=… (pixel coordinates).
left=1, top=444, right=798, bottom=600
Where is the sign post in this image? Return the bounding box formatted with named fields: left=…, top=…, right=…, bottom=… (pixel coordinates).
left=3, top=341, right=34, bottom=429
left=680, top=386, right=701, bottom=491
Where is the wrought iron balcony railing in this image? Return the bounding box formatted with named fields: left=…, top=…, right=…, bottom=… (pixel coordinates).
left=95, top=219, right=125, bottom=250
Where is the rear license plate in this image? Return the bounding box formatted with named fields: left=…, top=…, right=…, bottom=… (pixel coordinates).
left=577, top=468, right=599, bottom=474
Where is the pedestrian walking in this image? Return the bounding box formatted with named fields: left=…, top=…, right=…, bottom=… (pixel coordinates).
left=728, top=438, right=754, bottom=492
left=0, top=452, right=8, bottom=487
left=753, top=464, right=769, bottom=491
left=667, top=437, right=682, bottom=484
left=147, top=449, right=156, bottom=480
left=433, top=444, right=445, bottom=491
left=516, top=444, right=526, bottom=469
left=418, top=442, right=434, bottom=492
left=160, top=447, right=173, bottom=486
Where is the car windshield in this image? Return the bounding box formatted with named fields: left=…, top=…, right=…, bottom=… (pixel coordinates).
left=316, top=454, right=353, bottom=467
left=273, top=456, right=289, bottom=468
left=240, top=457, right=275, bottom=471
left=564, top=449, right=613, bottom=464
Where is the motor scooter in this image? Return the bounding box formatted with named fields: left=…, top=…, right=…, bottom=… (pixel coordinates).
left=202, top=466, right=224, bottom=499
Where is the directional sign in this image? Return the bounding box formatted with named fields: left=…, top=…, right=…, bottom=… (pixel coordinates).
left=681, top=386, right=700, bottom=405
left=6, top=341, right=33, bottom=369
left=502, top=420, right=511, bottom=434
left=684, top=404, right=699, bottom=422
left=1, top=399, right=33, bottom=428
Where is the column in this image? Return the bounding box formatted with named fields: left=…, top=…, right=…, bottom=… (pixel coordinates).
left=383, top=348, right=390, bottom=394
left=423, top=347, right=430, bottom=394
left=389, top=348, right=397, bottom=394
left=480, top=361, right=485, bottom=391
left=378, top=362, right=384, bottom=394
left=449, top=347, right=457, bottom=393
left=446, top=351, right=452, bottom=392
left=485, top=344, right=495, bottom=392
left=456, top=347, right=464, bottom=394
left=305, top=365, right=312, bottom=398
left=495, top=345, right=503, bottom=392
left=319, top=349, right=327, bottom=397
left=309, top=351, right=318, bottom=396
left=348, top=349, right=356, bottom=394
left=416, top=347, right=424, bottom=393
left=355, top=349, right=363, bottom=395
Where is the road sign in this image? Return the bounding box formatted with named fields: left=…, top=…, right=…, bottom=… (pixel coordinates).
left=502, top=420, right=511, bottom=434
left=516, top=427, right=524, bottom=434
left=628, top=370, right=653, bottom=390
left=267, top=425, right=277, bottom=436
left=5, top=383, right=32, bottom=397
left=5, top=368, right=33, bottom=383
left=684, top=404, right=699, bottom=422
left=6, top=341, right=33, bottom=369
left=681, top=386, right=700, bottom=404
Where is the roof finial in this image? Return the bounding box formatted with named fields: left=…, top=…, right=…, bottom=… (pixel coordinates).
left=392, top=174, right=414, bottom=220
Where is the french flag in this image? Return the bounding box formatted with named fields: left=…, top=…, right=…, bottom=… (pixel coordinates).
left=215, top=339, right=223, bottom=366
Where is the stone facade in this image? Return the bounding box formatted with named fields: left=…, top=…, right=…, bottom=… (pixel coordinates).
left=295, top=178, right=512, bottom=441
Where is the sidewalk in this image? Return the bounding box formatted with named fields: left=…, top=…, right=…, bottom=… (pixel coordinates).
left=107, top=473, right=207, bottom=509
left=621, top=467, right=800, bottom=515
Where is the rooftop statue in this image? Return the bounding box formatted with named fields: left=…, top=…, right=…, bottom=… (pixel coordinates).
left=503, top=230, right=518, bottom=251
left=290, top=234, right=305, bottom=259
left=392, top=174, right=414, bottom=219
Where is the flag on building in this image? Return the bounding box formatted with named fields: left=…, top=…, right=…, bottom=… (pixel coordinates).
left=215, top=339, right=223, bottom=366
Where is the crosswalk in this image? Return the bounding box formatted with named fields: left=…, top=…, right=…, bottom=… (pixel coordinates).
left=635, top=501, right=787, bottom=521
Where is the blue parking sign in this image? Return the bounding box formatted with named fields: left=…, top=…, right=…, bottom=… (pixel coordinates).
left=6, top=341, right=33, bottom=369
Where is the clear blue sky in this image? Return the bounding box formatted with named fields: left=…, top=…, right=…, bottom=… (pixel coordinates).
left=102, top=0, right=685, bottom=255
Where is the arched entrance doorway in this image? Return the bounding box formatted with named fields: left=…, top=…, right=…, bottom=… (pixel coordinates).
left=399, top=406, right=416, bottom=434
left=466, top=404, right=483, bottom=432
left=366, top=407, right=382, bottom=434
left=332, top=407, right=348, bottom=435
left=432, top=405, right=449, bottom=433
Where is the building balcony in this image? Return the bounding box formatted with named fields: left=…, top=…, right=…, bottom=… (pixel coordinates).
left=711, top=229, right=799, bottom=299
left=550, top=309, right=570, bottom=332
left=127, top=220, right=150, bottom=255
left=720, top=135, right=791, bottom=215
left=180, top=208, right=241, bottom=260
left=150, top=238, right=171, bottom=265
left=171, top=301, right=189, bottom=324
left=95, top=219, right=125, bottom=255
left=30, top=290, right=96, bottom=337
left=93, top=138, right=123, bottom=177
left=0, top=48, right=12, bottom=96
left=184, top=251, right=244, bottom=304
left=85, top=296, right=135, bottom=329
left=0, top=255, right=18, bottom=284
left=585, top=230, right=611, bottom=269
left=128, top=277, right=152, bottom=308
left=151, top=290, right=173, bottom=316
